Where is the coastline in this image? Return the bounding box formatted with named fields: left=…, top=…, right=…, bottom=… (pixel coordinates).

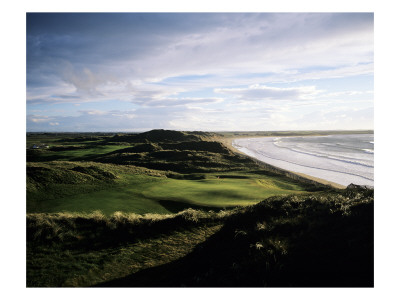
left=217, top=135, right=347, bottom=189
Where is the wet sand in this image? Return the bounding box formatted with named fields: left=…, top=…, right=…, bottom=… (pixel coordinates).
left=216, top=136, right=346, bottom=189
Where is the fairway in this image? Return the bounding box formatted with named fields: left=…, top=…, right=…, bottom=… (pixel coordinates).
left=142, top=175, right=305, bottom=208
left=27, top=173, right=307, bottom=215
left=26, top=131, right=317, bottom=216
left=30, top=145, right=132, bottom=161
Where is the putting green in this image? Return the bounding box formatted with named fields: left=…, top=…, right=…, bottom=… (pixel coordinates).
left=28, top=173, right=307, bottom=215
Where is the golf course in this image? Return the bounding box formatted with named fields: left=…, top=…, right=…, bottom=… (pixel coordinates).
left=26, top=130, right=373, bottom=287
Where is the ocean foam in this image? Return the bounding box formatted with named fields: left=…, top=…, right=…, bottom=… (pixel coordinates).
left=362, top=149, right=374, bottom=154
left=233, top=134, right=374, bottom=187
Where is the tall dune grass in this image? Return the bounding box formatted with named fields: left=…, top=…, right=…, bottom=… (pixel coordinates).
left=27, top=208, right=237, bottom=246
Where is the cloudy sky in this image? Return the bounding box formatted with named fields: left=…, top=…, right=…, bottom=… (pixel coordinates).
left=26, top=13, right=373, bottom=132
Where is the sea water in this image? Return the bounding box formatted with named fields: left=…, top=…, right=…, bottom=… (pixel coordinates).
left=232, top=134, right=374, bottom=187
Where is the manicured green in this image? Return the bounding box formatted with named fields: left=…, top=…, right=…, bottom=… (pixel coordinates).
left=27, top=170, right=307, bottom=215
left=141, top=174, right=305, bottom=208
left=29, top=145, right=132, bottom=161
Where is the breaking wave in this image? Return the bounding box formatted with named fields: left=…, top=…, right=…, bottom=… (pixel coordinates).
left=233, top=134, right=374, bottom=186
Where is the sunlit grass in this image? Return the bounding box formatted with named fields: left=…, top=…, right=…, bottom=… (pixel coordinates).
left=27, top=164, right=309, bottom=215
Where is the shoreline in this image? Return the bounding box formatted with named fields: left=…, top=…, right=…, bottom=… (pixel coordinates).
left=216, top=135, right=347, bottom=189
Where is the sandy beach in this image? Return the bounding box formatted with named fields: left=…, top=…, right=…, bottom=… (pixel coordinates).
left=216, top=135, right=353, bottom=189
left=225, top=134, right=373, bottom=188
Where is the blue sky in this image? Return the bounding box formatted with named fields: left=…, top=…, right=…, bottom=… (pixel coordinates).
left=26, top=13, right=374, bottom=132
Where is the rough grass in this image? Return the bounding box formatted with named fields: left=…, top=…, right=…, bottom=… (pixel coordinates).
left=27, top=208, right=235, bottom=246
left=26, top=208, right=232, bottom=287
left=27, top=187, right=373, bottom=287
left=99, top=187, right=374, bottom=287
left=27, top=223, right=223, bottom=287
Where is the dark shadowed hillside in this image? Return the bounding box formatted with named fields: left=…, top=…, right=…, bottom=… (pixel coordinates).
left=97, top=187, right=373, bottom=287
left=27, top=186, right=373, bottom=287
left=94, top=134, right=257, bottom=173
left=108, top=129, right=204, bottom=143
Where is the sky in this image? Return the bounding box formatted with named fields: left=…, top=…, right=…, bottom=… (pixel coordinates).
left=26, top=13, right=374, bottom=132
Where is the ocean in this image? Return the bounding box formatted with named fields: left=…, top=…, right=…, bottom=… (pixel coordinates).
left=232, top=134, right=374, bottom=187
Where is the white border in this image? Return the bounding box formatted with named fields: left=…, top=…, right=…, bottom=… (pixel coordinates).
left=2, top=1, right=399, bottom=299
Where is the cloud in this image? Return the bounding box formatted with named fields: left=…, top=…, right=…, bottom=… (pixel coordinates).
left=78, top=110, right=107, bottom=115
left=61, top=64, right=109, bottom=95
left=26, top=13, right=373, bottom=131
left=26, top=102, right=373, bottom=132
left=129, top=88, right=179, bottom=104
left=27, top=110, right=139, bottom=132
left=27, top=115, right=60, bottom=128
left=128, top=13, right=373, bottom=81
left=215, top=84, right=320, bottom=101
left=27, top=13, right=373, bottom=103
left=319, top=90, right=374, bottom=99
left=291, top=106, right=374, bottom=129
left=30, top=118, right=49, bottom=123
left=27, top=114, right=54, bottom=123
left=142, top=97, right=223, bottom=107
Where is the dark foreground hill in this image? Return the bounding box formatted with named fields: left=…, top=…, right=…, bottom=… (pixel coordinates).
left=27, top=186, right=373, bottom=287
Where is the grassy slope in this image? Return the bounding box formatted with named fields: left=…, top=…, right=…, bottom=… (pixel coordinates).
left=26, top=130, right=373, bottom=287
left=27, top=187, right=373, bottom=287
left=28, top=220, right=223, bottom=287
left=27, top=209, right=233, bottom=287
left=27, top=131, right=318, bottom=215
left=27, top=161, right=309, bottom=215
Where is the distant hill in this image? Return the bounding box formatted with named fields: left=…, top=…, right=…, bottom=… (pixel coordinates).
left=108, top=129, right=205, bottom=143
left=95, top=131, right=249, bottom=173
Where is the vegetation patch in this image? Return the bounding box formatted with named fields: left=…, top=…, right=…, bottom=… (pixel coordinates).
left=27, top=187, right=373, bottom=287
left=108, top=129, right=204, bottom=144
left=26, top=130, right=373, bottom=287
left=27, top=209, right=225, bottom=287
left=71, top=166, right=117, bottom=180
left=98, top=187, right=373, bottom=287
left=160, top=141, right=230, bottom=153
